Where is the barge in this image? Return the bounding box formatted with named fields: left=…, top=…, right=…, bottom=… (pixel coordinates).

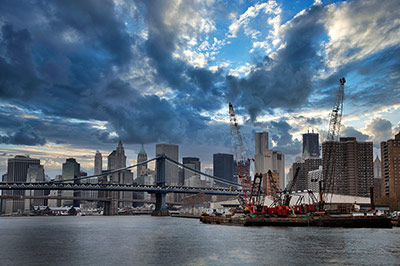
left=200, top=214, right=393, bottom=228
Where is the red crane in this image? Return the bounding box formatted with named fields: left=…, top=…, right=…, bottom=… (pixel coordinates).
left=228, top=102, right=256, bottom=213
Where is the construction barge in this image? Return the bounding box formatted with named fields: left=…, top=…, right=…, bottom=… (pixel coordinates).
left=200, top=214, right=393, bottom=228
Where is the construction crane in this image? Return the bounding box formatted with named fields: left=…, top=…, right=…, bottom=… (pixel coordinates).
left=282, top=167, right=300, bottom=206
left=327, top=77, right=345, bottom=141
left=321, top=77, right=346, bottom=207
left=249, top=173, right=264, bottom=212
left=267, top=170, right=281, bottom=207
left=228, top=102, right=253, bottom=212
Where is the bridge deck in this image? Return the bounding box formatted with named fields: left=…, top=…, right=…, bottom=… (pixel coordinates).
left=0, top=182, right=242, bottom=196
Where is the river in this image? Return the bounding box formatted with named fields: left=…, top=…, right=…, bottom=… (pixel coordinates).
left=0, top=216, right=399, bottom=265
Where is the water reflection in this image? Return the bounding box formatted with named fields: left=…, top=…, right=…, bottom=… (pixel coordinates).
left=0, top=216, right=398, bottom=265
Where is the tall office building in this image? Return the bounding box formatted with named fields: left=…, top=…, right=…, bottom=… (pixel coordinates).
left=183, top=157, right=201, bottom=188
left=80, top=170, right=98, bottom=208
left=108, top=140, right=127, bottom=171
left=302, top=132, right=320, bottom=159
left=137, top=144, right=148, bottom=178
left=254, top=132, right=285, bottom=190
left=134, top=168, right=155, bottom=206
left=94, top=151, right=102, bottom=175
left=0, top=173, right=6, bottom=213
left=182, top=157, right=201, bottom=172
left=322, top=137, right=373, bottom=197
left=25, top=164, right=45, bottom=210
left=62, top=158, right=80, bottom=207
left=4, top=155, right=40, bottom=213
left=213, top=153, right=234, bottom=187
left=255, top=131, right=269, bottom=155
left=108, top=140, right=133, bottom=207
left=373, top=156, right=382, bottom=198
left=48, top=175, right=62, bottom=208
left=134, top=145, right=152, bottom=206
left=156, top=144, right=179, bottom=185
left=94, top=151, right=105, bottom=208
left=381, top=132, right=400, bottom=198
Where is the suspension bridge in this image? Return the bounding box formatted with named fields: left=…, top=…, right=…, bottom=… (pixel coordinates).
left=0, top=154, right=243, bottom=215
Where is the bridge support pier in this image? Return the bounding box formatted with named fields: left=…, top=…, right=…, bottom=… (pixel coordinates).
left=152, top=155, right=169, bottom=216
left=103, top=191, right=118, bottom=216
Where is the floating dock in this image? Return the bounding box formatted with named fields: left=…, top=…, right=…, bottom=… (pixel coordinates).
left=200, top=214, right=393, bottom=228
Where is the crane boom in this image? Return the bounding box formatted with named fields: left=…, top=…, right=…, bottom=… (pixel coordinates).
left=327, top=77, right=345, bottom=141
left=229, top=102, right=252, bottom=210
left=283, top=167, right=300, bottom=206
left=322, top=77, right=346, bottom=205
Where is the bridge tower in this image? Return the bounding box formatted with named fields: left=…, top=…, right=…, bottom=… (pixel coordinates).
left=152, top=154, right=169, bottom=216
left=103, top=190, right=118, bottom=216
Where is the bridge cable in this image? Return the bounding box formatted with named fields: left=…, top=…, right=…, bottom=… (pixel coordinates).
left=164, top=157, right=243, bottom=187
left=53, top=157, right=159, bottom=183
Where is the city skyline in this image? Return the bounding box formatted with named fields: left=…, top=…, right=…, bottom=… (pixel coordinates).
left=0, top=0, right=399, bottom=177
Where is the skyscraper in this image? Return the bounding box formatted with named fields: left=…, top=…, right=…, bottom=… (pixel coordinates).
left=183, top=157, right=201, bottom=187
left=25, top=164, right=45, bottom=210
left=108, top=140, right=126, bottom=171
left=94, top=151, right=102, bottom=175
left=4, top=155, right=40, bottom=213
left=322, top=137, right=373, bottom=196
left=108, top=140, right=133, bottom=208
left=137, top=144, right=148, bottom=178
left=302, top=132, right=320, bottom=159
left=61, top=158, right=80, bottom=207
left=254, top=132, right=285, bottom=189
left=381, top=132, right=400, bottom=198
left=213, top=153, right=234, bottom=186
left=255, top=131, right=269, bottom=155
left=0, top=173, right=6, bottom=213
left=373, top=156, right=382, bottom=198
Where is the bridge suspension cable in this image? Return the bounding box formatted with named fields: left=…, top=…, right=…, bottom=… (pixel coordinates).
left=54, top=157, right=159, bottom=183
left=164, top=157, right=243, bottom=187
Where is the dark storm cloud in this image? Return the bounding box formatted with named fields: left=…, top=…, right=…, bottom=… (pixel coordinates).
left=140, top=0, right=225, bottom=112
left=0, top=24, right=44, bottom=99
left=0, top=0, right=212, bottom=147
left=0, top=125, right=46, bottom=146
left=314, top=46, right=400, bottom=111
left=0, top=111, right=101, bottom=148
left=0, top=0, right=398, bottom=159
left=340, top=126, right=369, bottom=142
left=227, top=5, right=326, bottom=120
left=96, top=79, right=208, bottom=143
left=254, top=119, right=302, bottom=155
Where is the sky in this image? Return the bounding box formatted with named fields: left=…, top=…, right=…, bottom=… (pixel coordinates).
left=0, top=0, right=399, bottom=178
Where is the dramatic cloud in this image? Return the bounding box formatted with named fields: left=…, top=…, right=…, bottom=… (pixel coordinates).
left=340, top=126, right=369, bottom=142
left=323, top=0, right=400, bottom=70
left=0, top=0, right=399, bottom=172
left=0, top=125, right=46, bottom=146
left=364, top=118, right=395, bottom=145
left=227, top=5, right=326, bottom=120
left=254, top=119, right=302, bottom=156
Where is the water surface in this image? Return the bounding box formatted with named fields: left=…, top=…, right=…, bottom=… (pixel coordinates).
left=0, top=216, right=398, bottom=265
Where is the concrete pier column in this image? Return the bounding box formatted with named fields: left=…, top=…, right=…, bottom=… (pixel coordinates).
left=152, top=155, right=169, bottom=216
left=103, top=190, right=118, bottom=215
